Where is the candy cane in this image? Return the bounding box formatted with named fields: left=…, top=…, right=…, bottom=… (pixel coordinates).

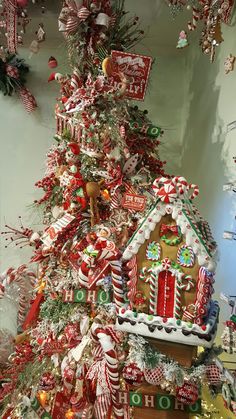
left=149, top=271, right=156, bottom=315
left=172, top=176, right=189, bottom=195
left=152, top=177, right=170, bottom=195
left=0, top=266, right=36, bottom=325
left=91, top=324, right=123, bottom=418
left=180, top=275, right=194, bottom=291
left=187, top=183, right=199, bottom=200
left=126, top=256, right=138, bottom=301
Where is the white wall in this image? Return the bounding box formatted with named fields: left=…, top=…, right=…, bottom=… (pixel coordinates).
left=0, top=7, right=65, bottom=270
left=180, top=21, right=236, bottom=362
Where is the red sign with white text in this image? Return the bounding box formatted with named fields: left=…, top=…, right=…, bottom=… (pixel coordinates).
left=111, top=50, right=152, bottom=101
left=122, top=193, right=146, bottom=211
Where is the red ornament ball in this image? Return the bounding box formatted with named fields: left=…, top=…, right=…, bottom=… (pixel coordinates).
left=206, top=364, right=221, bottom=385
left=123, top=362, right=144, bottom=386
left=144, top=365, right=164, bottom=385
left=176, top=381, right=199, bottom=405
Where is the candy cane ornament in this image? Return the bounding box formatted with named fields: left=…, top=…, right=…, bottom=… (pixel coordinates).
left=91, top=324, right=123, bottom=418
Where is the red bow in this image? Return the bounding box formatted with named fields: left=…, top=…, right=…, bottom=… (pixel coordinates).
left=160, top=224, right=179, bottom=236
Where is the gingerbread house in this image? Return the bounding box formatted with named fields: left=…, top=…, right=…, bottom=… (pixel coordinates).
left=116, top=177, right=219, bottom=347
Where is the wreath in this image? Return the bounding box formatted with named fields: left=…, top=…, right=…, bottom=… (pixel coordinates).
left=160, top=223, right=182, bottom=246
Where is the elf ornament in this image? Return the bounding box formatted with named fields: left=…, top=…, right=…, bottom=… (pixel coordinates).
left=123, top=362, right=144, bottom=386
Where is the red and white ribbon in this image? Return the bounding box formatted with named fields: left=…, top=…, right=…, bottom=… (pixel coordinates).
left=18, top=87, right=37, bottom=113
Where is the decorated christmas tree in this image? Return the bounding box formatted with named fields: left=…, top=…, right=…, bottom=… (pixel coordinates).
left=0, top=1, right=235, bottom=418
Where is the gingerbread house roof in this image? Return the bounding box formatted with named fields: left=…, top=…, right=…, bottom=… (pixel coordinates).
left=123, top=198, right=217, bottom=271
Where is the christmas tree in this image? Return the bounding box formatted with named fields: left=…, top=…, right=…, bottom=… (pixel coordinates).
left=0, top=1, right=232, bottom=418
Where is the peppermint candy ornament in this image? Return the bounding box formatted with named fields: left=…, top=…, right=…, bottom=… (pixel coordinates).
left=144, top=365, right=164, bottom=385
left=161, top=257, right=172, bottom=270
left=176, top=381, right=199, bottom=405
left=206, top=364, right=222, bottom=385
left=123, top=362, right=144, bottom=386
left=157, top=183, right=177, bottom=203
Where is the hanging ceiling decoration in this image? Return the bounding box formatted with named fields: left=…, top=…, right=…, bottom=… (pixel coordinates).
left=166, top=0, right=235, bottom=62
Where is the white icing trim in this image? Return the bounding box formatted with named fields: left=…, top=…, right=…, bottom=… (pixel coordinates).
left=115, top=301, right=219, bottom=348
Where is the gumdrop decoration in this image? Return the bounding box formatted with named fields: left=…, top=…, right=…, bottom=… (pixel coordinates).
left=177, top=245, right=195, bottom=267
left=146, top=241, right=161, bottom=261
left=176, top=31, right=189, bottom=49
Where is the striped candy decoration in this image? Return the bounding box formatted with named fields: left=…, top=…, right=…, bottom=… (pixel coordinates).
left=126, top=256, right=138, bottom=301
left=175, top=277, right=183, bottom=319
left=70, top=69, right=80, bottom=91
left=119, top=125, right=126, bottom=138
left=78, top=7, right=91, bottom=21
left=0, top=265, right=36, bottom=325
left=194, top=267, right=213, bottom=325
left=149, top=271, right=157, bottom=315
left=18, top=87, right=37, bottom=113
left=91, top=324, right=123, bottom=418
left=172, top=176, right=188, bottom=195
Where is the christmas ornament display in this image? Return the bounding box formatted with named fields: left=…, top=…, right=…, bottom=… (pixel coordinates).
left=0, top=1, right=233, bottom=418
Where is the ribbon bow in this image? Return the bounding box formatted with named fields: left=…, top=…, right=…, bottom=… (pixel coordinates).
left=64, top=1, right=91, bottom=35
left=160, top=224, right=179, bottom=236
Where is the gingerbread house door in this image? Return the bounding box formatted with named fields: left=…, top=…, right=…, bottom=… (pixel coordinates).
left=156, top=270, right=176, bottom=317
